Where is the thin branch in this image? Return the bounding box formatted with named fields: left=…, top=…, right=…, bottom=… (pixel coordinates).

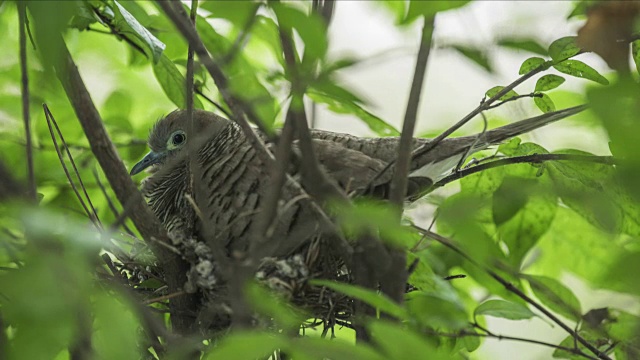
left=432, top=153, right=616, bottom=190
left=47, top=105, right=102, bottom=226
left=382, top=16, right=434, bottom=310
left=221, top=3, right=261, bottom=65
left=194, top=87, right=233, bottom=118
left=93, top=168, right=136, bottom=237
left=414, top=226, right=612, bottom=360
left=389, top=16, right=434, bottom=207
left=143, top=291, right=187, bottom=305
left=433, top=328, right=599, bottom=360
left=157, top=0, right=275, bottom=162
left=362, top=60, right=553, bottom=194
left=485, top=92, right=543, bottom=110
left=18, top=2, right=35, bottom=201
left=44, top=105, right=101, bottom=228
left=49, top=32, right=199, bottom=334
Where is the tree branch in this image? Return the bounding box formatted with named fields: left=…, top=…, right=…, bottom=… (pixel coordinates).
left=431, top=153, right=616, bottom=190
left=51, top=35, right=198, bottom=334
left=18, top=2, right=35, bottom=202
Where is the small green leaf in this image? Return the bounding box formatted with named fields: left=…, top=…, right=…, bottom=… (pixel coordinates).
left=310, top=280, right=408, bottom=320
left=246, top=283, right=307, bottom=332
left=534, top=93, right=556, bottom=113
left=404, top=0, right=471, bottom=24
left=485, top=86, right=519, bottom=101
left=111, top=1, right=165, bottom=63
left=632, top=40, right=640, bottom=75
left=369, top=321, right=446, bottom=359
left=474, top=299, right=536, bottom=320
left=152, top=55, right=204, bottom=109
left=553, top=60, right=609, bottom=85
left=203, top=332, right=286, bottom=359
left=406, top=291, right=469, bottom=330
left=308, top=87, right=399, bottom=136
left=498, top=38, right=548, bottom=56
left=519, top=57, right=548, bottom=75
left=524, top=275, right=582, bottom=321
left=379, top=0, right=408, bottom=25
left=535, top=74, right=566, bottom=92
left=492, top=176, right=533, bottom=226
left=548, top=36, right=581, bottom=63
left=200, top=0, right=259, bottom=28
left=291, top=337, right=387, bottom=360
left=450, top=45, right=492, bottom=73
left=272, top=3, right=328, bottom=62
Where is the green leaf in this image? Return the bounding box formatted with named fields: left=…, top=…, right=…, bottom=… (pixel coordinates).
left=485, top=86, right=519, bottom=101
left=310, top=280, right=409, bottom=320
left=203, top=332, right=286, bottom=359
left=535, top=74, right=566, bottom=92
left=152, top=54, right=203, bottom=109
left=548, top=36, right=581, bottom=63
left=272, top=3, right=328, bottom=62
left=404, top=0, right=471, bottom=24
left=524, top=275, right=582, bottom=321
left=553, top=331, right=606, bottom=359
left=290, top=337, right=386, bottom=360
left=379, top=0, right=408, bottom=25
left=534, top=93, right=556, bottom=113
left=111, top=1, right=165, bottom=63
left=553, top=59, right=609, bottom=85
left=474, top=299, right=536, bottom=320
left=369, top=321, right=448, bottom=360
left=406, top=289, right=469, bottom=330
left=632, top=40, right=640, bottom=76
left=519, top=57, right=549, bottom=75
left=492, top=176, right=533, bottom=226
left=498, top=38, right=548, bottom=56
left=450, top=45, right=492, bottom=73
left=546, top=150, right=637, bottom=235
left=200, top=0, right=259, bottom=28
left=308, top=86, right=399, bottom=136
left=92, top=292, right=140, bottom=360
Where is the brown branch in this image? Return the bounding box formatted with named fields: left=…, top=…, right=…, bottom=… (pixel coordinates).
left=50, top=34, right=198, bottom=334
left=485, top=92, right=543, bottom=110
left=44, top=105, right=101, bottom=228
left=432, top=326, right=599, bottom=360
left=18, top=3, right=35, bottom=202
left=432, top=153, right=616, bottom=190
left=381, top=16, right=434, bottom=311
left=157, top=1, right=276, bottom=144
left=414, top=226, right=612, bottom=360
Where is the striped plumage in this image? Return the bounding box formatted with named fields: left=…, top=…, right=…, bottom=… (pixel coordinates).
left=132, top=107, right=582, bottom=272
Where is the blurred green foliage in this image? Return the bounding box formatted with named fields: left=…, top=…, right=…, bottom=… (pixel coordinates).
left=1, top=0, right=639, bottom=359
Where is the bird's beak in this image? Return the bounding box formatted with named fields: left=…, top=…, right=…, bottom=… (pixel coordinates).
left=130, top=151, right=164, bottom=176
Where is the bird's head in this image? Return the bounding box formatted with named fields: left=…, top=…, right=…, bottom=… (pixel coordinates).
left=130, top=109, right=230, bottom=175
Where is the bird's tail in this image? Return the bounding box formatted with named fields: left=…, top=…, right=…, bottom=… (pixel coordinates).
left=477, top=104, right=587, bottom=146
left=406, top=105, right=588, bottom=186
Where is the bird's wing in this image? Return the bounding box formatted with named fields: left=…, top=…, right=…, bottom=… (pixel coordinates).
left=310, top=105, right=586, bottom=183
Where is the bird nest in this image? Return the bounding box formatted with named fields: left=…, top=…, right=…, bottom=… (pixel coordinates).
left=116, top=233, right=357, bottom=334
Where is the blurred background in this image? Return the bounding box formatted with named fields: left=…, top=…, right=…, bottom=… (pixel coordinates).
left=0, top=1, right=632, bottom=359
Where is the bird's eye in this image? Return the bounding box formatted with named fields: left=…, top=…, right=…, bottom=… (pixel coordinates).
left=172, top=133, right=185, bottom=145
left=167, top=131, right=187, bottom=150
